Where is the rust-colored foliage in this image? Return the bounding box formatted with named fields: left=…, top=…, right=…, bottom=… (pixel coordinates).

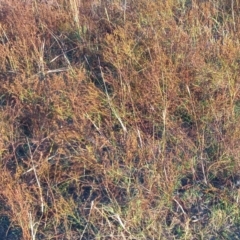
left=0, top=0, right=240, bottom=239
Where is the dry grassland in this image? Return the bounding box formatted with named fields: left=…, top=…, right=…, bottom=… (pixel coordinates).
left=0, top=0, right=240, bottom=239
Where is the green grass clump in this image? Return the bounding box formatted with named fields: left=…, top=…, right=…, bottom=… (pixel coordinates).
left=0, top=0, right=240, bottom=239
